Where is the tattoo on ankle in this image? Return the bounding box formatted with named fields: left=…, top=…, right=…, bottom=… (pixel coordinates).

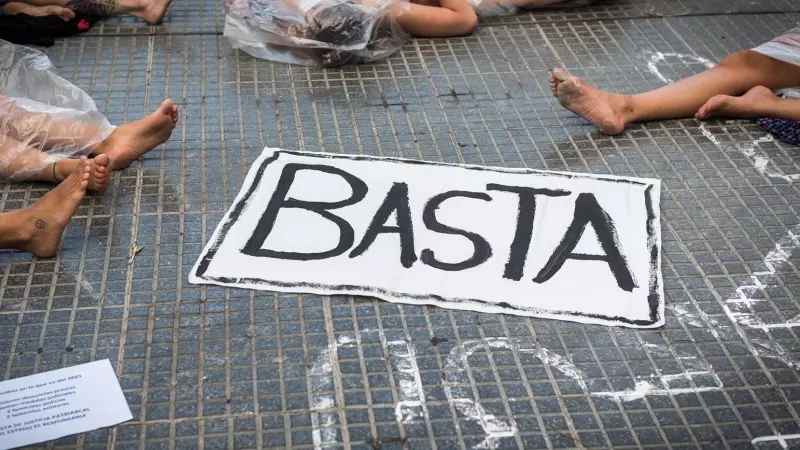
left=36, top=220, right=46, bottom=229
left=66, top=0, right=119, bottom=16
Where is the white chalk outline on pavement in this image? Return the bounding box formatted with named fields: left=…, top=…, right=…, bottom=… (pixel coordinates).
left=666, top=226, right=800, bottom=369
left=720, top=225, right=800, bottom=370
left=444, top=338, right=585, bottom=450
left=308, top=330, right=429, bottom=450
left=311, top=335, right=587, bottom=450
left=752, top=433, right=800, bottom=449
left=646, top=51, right=714, bottom=84
left=698, top=125, right=800, bottom=183
left=723, top=224, right=800, bottom=332
left=311, top=334, right=730, bottom=448
left=592, top=369, right=722, bottom=402
left=309, top=339, right=343, bottom=450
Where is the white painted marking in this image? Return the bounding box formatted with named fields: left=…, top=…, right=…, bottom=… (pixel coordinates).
left=309, top=341, right=339, bottom=450
left=723, top=225, right=800, bottom=334
left=699, top=124, right=800, bottom=183
left=593, top=380, right=653, bottom=402
left=364, top=328, right=429, bottom=425
left=708, top=224, right=800, bottom=370
left=308, top=329, right=429, bottom=450
left=388, top=340, right=428, bottom=424
left=444, top=339, right=519, bottom=450
left=443, top=338, right=586, bottom=449
left=667, top=303, right=720, bottom=331
left=592, top=369, right=723, bottom=402
left=537, top=348, right=587, bottom=390
left=645, top=51, right=714, bottom=84
left=740, top=317, right=800, bottom=330
left=75, top=275, right=102, bottom=302
left=752, top=433, right=800, bottom=449
left=751, top=339, right=800, bottom=370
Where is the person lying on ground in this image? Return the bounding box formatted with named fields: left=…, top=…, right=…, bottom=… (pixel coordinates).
left=548, top=26, right=800, bottom=145
left=256, top=0, right=478, bottom=39
left=225, top=0, right=477, bottom=66
left=0, top=0, right=172, bottom=24
left=0, top=99, right=179, bottom=256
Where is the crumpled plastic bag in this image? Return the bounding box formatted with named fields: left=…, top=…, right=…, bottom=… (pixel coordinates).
left=469, top=0, right=592, bottom=17
left=224, top=0, right=411, bottom=67
left=0, top=39, right=114, bottom=181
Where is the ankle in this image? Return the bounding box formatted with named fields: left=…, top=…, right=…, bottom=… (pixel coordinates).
left=754, top=96, right=786, bottom=118
left=0, top=210, right=36, bottom=246
left=54, top=159, right=72, bottom=183
left=92, top=138, right=112, bottom=157
left=761, top=93, right=783, bottom=108
left=617, top=94, right=638, bottom=125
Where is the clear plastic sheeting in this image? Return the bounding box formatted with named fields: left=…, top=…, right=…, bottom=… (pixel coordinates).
left=224, top=0, right=411, bottom=67
left=0, top=40, right=114, bottom=181
left=469, top=0, right=592, bottom=17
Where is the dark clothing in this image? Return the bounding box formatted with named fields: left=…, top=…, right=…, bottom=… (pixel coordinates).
left=0, top=13, right=97, bottom=46
left=758, top=117, right=800, bottom=146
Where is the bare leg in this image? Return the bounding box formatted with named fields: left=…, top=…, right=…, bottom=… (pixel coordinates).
left=0, top=157, right=89, bottom=258
left=3, top=99, right=178, bottom=172
left=2, top=1, right=75, bottom=19
left=1, top=135, right=112, bottom=191
left=91, top=99, right=179, bottom=169
left=0, top=99, right=109, bottom=153
left=697, top=85, right=800, bottom=121
left=548, top=50, right=800, bottom=135
left=386, top=0, right=477, bottom=37
left=17, top=0, right=172, bottom=24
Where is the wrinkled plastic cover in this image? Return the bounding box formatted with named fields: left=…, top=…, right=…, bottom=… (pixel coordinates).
left=470, top=0, right=592, bottom=17
left=0, top=40, right=114, bottom=181
left=224, top=0, right=411, bottom=67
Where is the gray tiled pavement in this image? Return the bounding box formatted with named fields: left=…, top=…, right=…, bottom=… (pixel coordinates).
left=2, top=2, right=800, bottom=449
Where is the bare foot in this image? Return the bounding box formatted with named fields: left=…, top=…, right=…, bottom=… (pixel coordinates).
left=695, top=85, right=778, bottom=120
left=54, top=154, right=113, bottom=192
left=548, top=67, right=629, bottom=135
left=89, top=154, right=112, bottom=191
left=19, top=158, right=90, bottom=258
left=93, top=99, right=179, bottom=170
left=131, top=0, right=173, bottom=24
left=2, top=2, right=75, bottom=19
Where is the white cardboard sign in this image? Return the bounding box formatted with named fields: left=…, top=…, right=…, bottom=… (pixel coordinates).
left=0, top=360, right=132, bottom=449
left=190, top=149, right=664, bottom=328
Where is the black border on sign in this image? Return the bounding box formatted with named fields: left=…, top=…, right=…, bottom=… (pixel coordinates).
left=193, top=150, right=663, bottom=328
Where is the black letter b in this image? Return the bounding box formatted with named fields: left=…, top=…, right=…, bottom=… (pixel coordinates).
left=241, top=163, right=368, bottom=260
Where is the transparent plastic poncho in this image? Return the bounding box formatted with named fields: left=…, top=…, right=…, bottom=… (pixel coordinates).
left=469, top=0, right=592, bottom=17
left=0, top=40, right=114, bottom=181
left=224, top=0, right=411, bottom=67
